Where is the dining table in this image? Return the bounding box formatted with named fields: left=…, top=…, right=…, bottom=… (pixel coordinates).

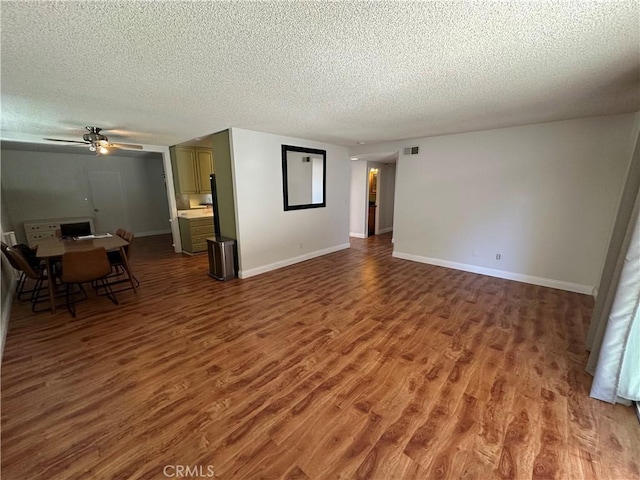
left=35, top=235, right=137, bottom=313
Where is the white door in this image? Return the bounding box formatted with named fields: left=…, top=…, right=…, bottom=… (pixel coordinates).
left=87, top=171, right=129, bottom=234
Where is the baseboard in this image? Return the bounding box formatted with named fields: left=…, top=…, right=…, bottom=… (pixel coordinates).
left=135, top=229, right=172, bottom=238
left=349, top=232, right=366, bottom=239
left=180, top=250, right=207, bottom=257
left=239, top=243, right=351, bottom=279
left=378, top=227, right=393, bottom=234
left=392, top=251, right=593, bottom=295
left=1, top=276, right=17, bottom=362
left=592, top=287, right=599, bottom=300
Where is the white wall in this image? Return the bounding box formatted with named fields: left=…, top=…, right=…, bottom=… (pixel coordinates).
left=229, top=128, right=350, bottom=278
left=350, top=113, right=639, bottom=293
left=1, top=148, right=171, bottom=243
left=349, top=160, right=367, bottom=238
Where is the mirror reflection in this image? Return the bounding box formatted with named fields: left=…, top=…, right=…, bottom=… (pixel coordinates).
left=282, top=145, right=326, bottom=210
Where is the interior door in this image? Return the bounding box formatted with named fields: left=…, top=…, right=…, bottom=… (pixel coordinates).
left=87, top=171, right=129, bottom=234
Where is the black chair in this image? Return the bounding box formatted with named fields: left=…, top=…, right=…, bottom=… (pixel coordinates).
left=61, top=247, right=118, bottom=317
left=2, top=242, right=34, bottom=300
left=1, top=243, right=58, bottom=312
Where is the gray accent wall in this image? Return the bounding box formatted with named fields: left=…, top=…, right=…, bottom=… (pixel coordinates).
left=1, top=147, right=170, bottom=244
left=1, top=183, right=16, bottom=358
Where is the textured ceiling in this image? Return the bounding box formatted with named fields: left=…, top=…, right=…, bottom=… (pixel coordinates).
left=1, top=1, right=639, bottom=148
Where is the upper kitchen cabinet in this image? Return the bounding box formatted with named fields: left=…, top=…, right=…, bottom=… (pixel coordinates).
left=170, top=146, right=214, bottom=194
left=195, top=149, right=214, bottom=194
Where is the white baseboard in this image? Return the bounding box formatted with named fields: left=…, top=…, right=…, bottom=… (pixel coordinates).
left=239, top=243, right=351, bottom=279
left=392, top=251, right=593, bottom=295
left=349, top=232, right=366, bottom=239
left=378, top=227, right=393, bottom=234
left=135, top=229, right=172, bottom=237
left=592, top=287, right=599, bottom=300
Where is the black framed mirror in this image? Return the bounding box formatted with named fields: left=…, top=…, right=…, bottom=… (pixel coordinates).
left=281, top=145, right=326, bottom=211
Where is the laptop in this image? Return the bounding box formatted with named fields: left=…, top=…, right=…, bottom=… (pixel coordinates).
left=59, top=222, right=92, bottom=239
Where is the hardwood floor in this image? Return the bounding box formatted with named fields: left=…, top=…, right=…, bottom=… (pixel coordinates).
left=2, top=233, right=639, bottom=479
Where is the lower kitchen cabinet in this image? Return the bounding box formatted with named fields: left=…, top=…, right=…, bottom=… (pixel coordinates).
left=178, top=216, right=214, bottom=254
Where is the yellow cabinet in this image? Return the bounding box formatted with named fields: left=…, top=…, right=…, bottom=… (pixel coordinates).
left=178, top=216, right=214, bottom=254
left=170, top=146, right=214, bottom=194
left=195, top=149, right=214, bottom=194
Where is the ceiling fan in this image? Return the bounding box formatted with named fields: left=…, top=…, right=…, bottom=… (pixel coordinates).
left=44, top=126, right=144, bottom=155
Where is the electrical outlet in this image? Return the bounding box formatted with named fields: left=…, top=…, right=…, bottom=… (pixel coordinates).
left=496, top=253, right=501, bottom=260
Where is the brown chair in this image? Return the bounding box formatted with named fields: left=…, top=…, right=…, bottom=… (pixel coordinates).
left=1, top=241, right=30, bottom=300
left=102, top=228, right=139, bottom=290
left=61, top=247, right=118, bottom=317
left=1, top=243, right=57, bottom=312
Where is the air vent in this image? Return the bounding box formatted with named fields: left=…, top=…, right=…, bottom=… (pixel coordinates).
left=403, top=146, right=419, bottom=155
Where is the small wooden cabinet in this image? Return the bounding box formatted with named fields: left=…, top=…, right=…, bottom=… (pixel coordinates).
left=195, top=149, right=214, bottom=194
left=170, top=147, right=214, bottom=194
left=23, top=217, right=95, bottom=247
left=178, top=216, right=214, bottom=254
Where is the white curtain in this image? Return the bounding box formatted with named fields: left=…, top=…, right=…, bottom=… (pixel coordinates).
left=587, top=190, right=640, bottom=404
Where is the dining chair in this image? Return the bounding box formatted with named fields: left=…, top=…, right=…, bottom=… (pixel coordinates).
left=99, top=228, right=140, bottom=292
left=1, top=241, right=30, bottom=300
left=61, top=247, right=118, bottom=317
left=1, top=243, right=57, bottom=312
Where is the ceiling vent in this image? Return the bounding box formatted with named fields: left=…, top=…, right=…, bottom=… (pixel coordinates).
left=403, top=146, right=419, bottom=155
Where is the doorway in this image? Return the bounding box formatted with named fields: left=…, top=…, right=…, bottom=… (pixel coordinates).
left=348, top=153, right=397, bottom=239
left=368, top=168, right=379, bottom=236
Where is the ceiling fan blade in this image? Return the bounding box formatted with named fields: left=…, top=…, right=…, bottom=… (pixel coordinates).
left=44, top=138, right=88, bottom=144
left=109, top=143, right=144, bottom=150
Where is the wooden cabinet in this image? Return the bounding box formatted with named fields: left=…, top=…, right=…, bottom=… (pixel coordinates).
left=170, top=147, right=214, bottom=195
left=23, top=217, right=95, bottom=247
left=195, top=149, right=214, bottom=194
left=178, top=216, right=214, bottom=254
left=172, top=147, right=198, bottom=194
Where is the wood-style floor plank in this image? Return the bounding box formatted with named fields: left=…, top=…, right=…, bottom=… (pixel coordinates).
left=2, top=233, right=639, bottom=479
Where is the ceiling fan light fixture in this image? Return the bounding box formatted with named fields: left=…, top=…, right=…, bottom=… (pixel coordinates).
left=44, top=126, right=144, bottom=153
